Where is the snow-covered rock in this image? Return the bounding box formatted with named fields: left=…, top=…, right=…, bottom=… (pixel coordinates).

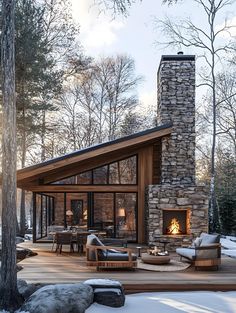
left=20, top=283, right=93, bottom=313
left=17, top=279, right=38, bottom=300
left=84, top=279, right=125, bottom=308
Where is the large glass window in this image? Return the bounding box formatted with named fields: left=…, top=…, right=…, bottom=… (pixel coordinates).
left=41, top=195, right=47, bottom=237
left=93, top=166, right=108, bottom=184
left=34, top=192, right=137, bottom=242
left=115, top=193, right=137, bottom=240
left=109, top=156, right=137, bottom=184
left=68, top=193, right=88, bottom=227
left=35, top=194, right=42, bottom=240
left=93, top=193, right=114, bottom=231
left=35, top=193, right=55, bottom=240
left=92, top=192, right=137, bottom=241
left=77, top=171, right=92, bottom=184
left=50, top=155, right=137, bottom=185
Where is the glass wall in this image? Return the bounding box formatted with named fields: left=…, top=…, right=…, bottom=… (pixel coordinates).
left=35, top=194, right=42, bottom=240
left=92, top=192, right=137, bottom=241
left=93, top=193, right=114, bottom=233
left=35, top=193, right=55, bottom=240
left=51, top=155, right=137, bottom=185
left=115, top=193, right=137, bottom=240
left=34, top=191, right=137, bottom=242
left=67, top=193, right=88, bottom=227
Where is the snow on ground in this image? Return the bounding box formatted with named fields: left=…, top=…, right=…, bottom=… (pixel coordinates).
left=221, top=238, right=236, bottom=250
left=222, top=250, right=236, bottom=258
left=86, top=291, right=236, bottom=313
left=221, top=236, right=236, bottom=258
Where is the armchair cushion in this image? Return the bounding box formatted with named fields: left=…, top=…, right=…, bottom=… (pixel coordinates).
left=100, top=252, right=137, bottom=262
left=176, top=248, right=195, bottom=260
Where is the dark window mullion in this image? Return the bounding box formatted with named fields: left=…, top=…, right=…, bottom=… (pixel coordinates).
left=64, top=193, right=67, bottom=229
left=33, top=192, right=36, bottom=243
left=40, top=195, right=43, bottom=239
left=107, top=164, right=110, bottom=185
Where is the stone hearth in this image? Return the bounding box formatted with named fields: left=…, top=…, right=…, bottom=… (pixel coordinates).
left=148, top=184, right=208, bottom=251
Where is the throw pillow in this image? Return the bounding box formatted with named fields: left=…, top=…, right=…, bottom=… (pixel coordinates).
left=200, top=233, right=220, bottom=246
left=192, top=237, right=202, bottom=247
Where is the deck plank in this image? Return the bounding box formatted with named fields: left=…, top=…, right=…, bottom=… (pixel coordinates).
left=17, top=242, right=236, bottom=292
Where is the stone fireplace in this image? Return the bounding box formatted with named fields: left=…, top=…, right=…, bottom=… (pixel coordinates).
left=147, top=53, right=208, bottom=251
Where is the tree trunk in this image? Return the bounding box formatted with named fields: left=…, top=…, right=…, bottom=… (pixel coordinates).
left=20, top=120, right=26, bottom=236
left=41, top=110, right=46, bottom=162
left=209, top=9, right=220, bottom=233
left=0, top=0, right=23, bottom=310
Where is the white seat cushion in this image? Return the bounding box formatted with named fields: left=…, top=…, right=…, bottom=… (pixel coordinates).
left=176, top=248, right=195, bottom=260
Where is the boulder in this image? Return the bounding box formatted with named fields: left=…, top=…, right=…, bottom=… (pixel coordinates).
left=17, top=279, right=39, bottom=300
left=16, top=247, right=37, bottom=261
left=20, top=283, right=93, bottom=313
left=17, top=264, right=24, bottom=272
left=84, top=278, right=125, bottom=308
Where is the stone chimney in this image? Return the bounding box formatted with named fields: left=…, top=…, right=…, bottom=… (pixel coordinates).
left=146, top=53, right=208, bottom=250
left=157, top=54, right=196, bottom=186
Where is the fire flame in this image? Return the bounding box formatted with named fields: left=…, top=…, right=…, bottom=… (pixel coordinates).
left=167, top=218, right=181, bottom=235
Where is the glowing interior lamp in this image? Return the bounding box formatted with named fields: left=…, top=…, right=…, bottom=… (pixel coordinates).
left=118, top=207, right=126, bottom=217
left=66, top=209, right=73, bottom=216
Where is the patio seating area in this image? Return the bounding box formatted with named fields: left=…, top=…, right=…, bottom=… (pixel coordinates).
left=17, top=240, right=236, bottom=293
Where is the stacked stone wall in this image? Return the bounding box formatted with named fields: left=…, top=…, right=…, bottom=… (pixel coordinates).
left=157, top=58, right=196, bottom=186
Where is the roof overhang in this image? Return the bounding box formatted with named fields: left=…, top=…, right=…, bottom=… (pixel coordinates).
left=16, top=123, right=172, bottom=189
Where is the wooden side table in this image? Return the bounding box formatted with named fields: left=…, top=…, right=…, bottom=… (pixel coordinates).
left=159, top=240, right=171, bottom=252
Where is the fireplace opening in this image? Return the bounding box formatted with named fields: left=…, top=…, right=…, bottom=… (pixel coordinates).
left=163, top=210, right=189, bottom=235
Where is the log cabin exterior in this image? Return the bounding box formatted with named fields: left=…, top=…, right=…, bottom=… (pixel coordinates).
left=17, top=53, right=209, bottom=248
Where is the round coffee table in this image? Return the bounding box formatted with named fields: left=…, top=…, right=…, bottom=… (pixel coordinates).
left=141, top=253, right=170, bottom=265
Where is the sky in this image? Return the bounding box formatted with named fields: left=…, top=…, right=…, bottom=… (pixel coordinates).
left=70, top=0, right=236, bottom=112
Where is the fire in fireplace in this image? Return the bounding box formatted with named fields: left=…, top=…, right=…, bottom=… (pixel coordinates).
left=167, top=218, right=181, bottom=235
left=163, top=210, right=189, bottom=235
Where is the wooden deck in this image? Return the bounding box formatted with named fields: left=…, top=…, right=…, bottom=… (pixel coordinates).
left=17, top=242, right=236, bottom=293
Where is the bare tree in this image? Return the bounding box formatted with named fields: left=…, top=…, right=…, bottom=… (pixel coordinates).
left=0, top=0, right=23, bottom=310
left=101, top=55, right=141, bottom=140
left=155, top=0, right=236, bottom=232
left=96, top=0, right=178, bottom=15
left=55, top=55, right=141, bottom=154
left=215, top=71, right=236, bottom=157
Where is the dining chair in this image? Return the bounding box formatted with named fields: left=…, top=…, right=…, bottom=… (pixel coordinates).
left=55, top=232, right=74, bottom=255
left=76, top=232, right=88, bottom=255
